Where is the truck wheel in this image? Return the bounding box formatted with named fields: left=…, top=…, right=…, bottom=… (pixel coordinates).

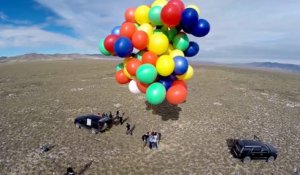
left=75, top=123, right=81, bottom=129
left=91, top=128, right=98, bottom=134
left=242, top=156, right=251, bottom=163
left=267, top=156, right=275, bottom=163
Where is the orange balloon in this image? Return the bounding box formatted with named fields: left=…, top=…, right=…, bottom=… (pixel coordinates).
left=142, top=51, right=158, bottom=66
left=136, top=80, right=149, bottom=93
left=172, top=80, right=187, bottom=89
left=166, top=84, right=187, bottom=105
left=115, top=70, right=131, bottom=84
left=120, top=22, right=137, bottom=39
left=125, top=8, right=136, bottom=23
left=132, top=30, right=149, bottom=50
left=125, top=58, right=142, bottom=76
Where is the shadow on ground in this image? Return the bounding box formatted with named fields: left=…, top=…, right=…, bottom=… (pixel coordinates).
left=145, top=101, right=181, bottom=121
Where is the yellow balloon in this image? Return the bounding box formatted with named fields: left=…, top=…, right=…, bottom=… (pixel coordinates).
left=169, top=49, right=184, bottom=58
left=177, top=65, right=194, bottom=80
left=135, top=5, right=150, bottom=25
left=186, top=5, right=201, bottom=15
left=152, top=0, right=168, bottom=7
left=123, top=67, right=134, bottom=79
left=156, top=55, right=175, bottom=76
left=163, top=44, right=174, bottom=55
left=138, top=23, right=153, bottom=37
left=148, top=33, right=169, bottom=55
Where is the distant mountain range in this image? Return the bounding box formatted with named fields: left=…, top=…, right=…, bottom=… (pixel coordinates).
left=239, top=62, right=300, bottom=73
left=1, top=54, right=299, bottom=73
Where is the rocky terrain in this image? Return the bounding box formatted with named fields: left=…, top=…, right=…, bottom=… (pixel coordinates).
left=0, top=59, right=299, bottom=174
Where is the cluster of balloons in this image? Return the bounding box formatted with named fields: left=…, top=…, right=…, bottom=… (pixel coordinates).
left=99, top=0, right=210, bottom=105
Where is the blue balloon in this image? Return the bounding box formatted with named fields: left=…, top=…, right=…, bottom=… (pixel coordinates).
left=192, top=19, right=210, bottom=37
left=174, top=56, right=189, bottom=75
left=114, top=37, right=133, bottom=57
left=158, top=76, right=173, bottom=90
left=111, top=26, right=121, bottom=35
left=184, top=41, right=199, bottom=57
left=181, top=8, right=199, bottom=33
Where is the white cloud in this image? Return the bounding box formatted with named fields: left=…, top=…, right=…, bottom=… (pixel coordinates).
left=0, top=25, right=94, bottom=52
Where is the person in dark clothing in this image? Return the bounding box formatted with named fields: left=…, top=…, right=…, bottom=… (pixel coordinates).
left=65, top=167, right=75, bottom=175
left=142, top=132, right=150, bottom=147
left=119, top=112, right=124, bottom=125
left=126, top=123, right=130, bottom=135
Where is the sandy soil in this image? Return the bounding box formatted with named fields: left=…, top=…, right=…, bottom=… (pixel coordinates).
left=0, top=60, right=299, bottom=175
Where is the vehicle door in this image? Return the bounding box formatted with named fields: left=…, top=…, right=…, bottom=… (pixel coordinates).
left=250, top=147, right=263, bottom=159
left=260, top=146, right=270, bottom=158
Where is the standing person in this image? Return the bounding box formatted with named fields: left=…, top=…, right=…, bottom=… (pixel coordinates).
left=149, top=132, right=154, bottom=149
left=109, top=111, right=113, bottom=119
left=142, top=132, right=150, bottom=148
left=126, top=123, right=130, bottom=135
left=119, top=112, right=124, bottom=125
left=157, top=132, right=162, bottom=146
left=65, top=167, right=75, bottom=175
left=153, top=132, right=158, bottom=149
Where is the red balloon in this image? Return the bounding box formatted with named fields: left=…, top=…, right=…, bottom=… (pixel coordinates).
left=125, top=8, right=136, bottom=23
left=120, top=22, right=137, bottom=39
left=125, top=58, right=142, bottom=76
left=166, top=85, right=187, bottom=105
left=142, top=51, right=158, bottom=66
left=161, top=3, right=182, bottom=27
left=115, top=70, right=131, bottom=84
left=168, top=0, right=185, bottom=13
left=104, top=34, right=119, bottom=54
left=136, top=80, right=149, bottom=93
left=132, top=30, right=149, bottom=50
left=172, top=80, right=187, bottom=89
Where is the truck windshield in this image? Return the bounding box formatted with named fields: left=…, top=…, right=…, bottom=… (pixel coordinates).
left=235, top=143, right=242, bottom=152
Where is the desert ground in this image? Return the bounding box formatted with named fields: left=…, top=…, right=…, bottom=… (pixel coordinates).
left=0, top=59, right=299, bottom=175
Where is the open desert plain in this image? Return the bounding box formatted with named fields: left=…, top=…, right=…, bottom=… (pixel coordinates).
left=0, top=59, right=299, bottom=175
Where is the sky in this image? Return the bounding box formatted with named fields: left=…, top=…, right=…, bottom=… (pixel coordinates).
left=0, top=0, right=300, bottom=64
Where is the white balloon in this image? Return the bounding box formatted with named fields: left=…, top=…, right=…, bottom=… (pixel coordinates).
left=128, top=80, right=141, bottom=94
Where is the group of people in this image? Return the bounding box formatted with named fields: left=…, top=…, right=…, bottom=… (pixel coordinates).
left=142, top=132, right=161, bottom=149
left=96, top=110, right=124, bottom=125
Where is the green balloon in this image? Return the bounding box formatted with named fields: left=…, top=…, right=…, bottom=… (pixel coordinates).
left=146, top=82, right=166, bottom=105
left=99, top=39, right=111, bottom=56
left=149, top=6, right=163, bottom=26
left=115, top=63, right=124, bottom=71
left=173, top=32, right=189, bottom=51
left=162, top=26, right=177, bottom=42
left=136, top=51, right=145, bottom=61
left=136, top=64, right=157, bottom=84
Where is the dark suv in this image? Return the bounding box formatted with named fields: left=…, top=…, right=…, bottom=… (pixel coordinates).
left=74, top=114, right=112, bottom=134
left=230, top=139, right=278, bottom=163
